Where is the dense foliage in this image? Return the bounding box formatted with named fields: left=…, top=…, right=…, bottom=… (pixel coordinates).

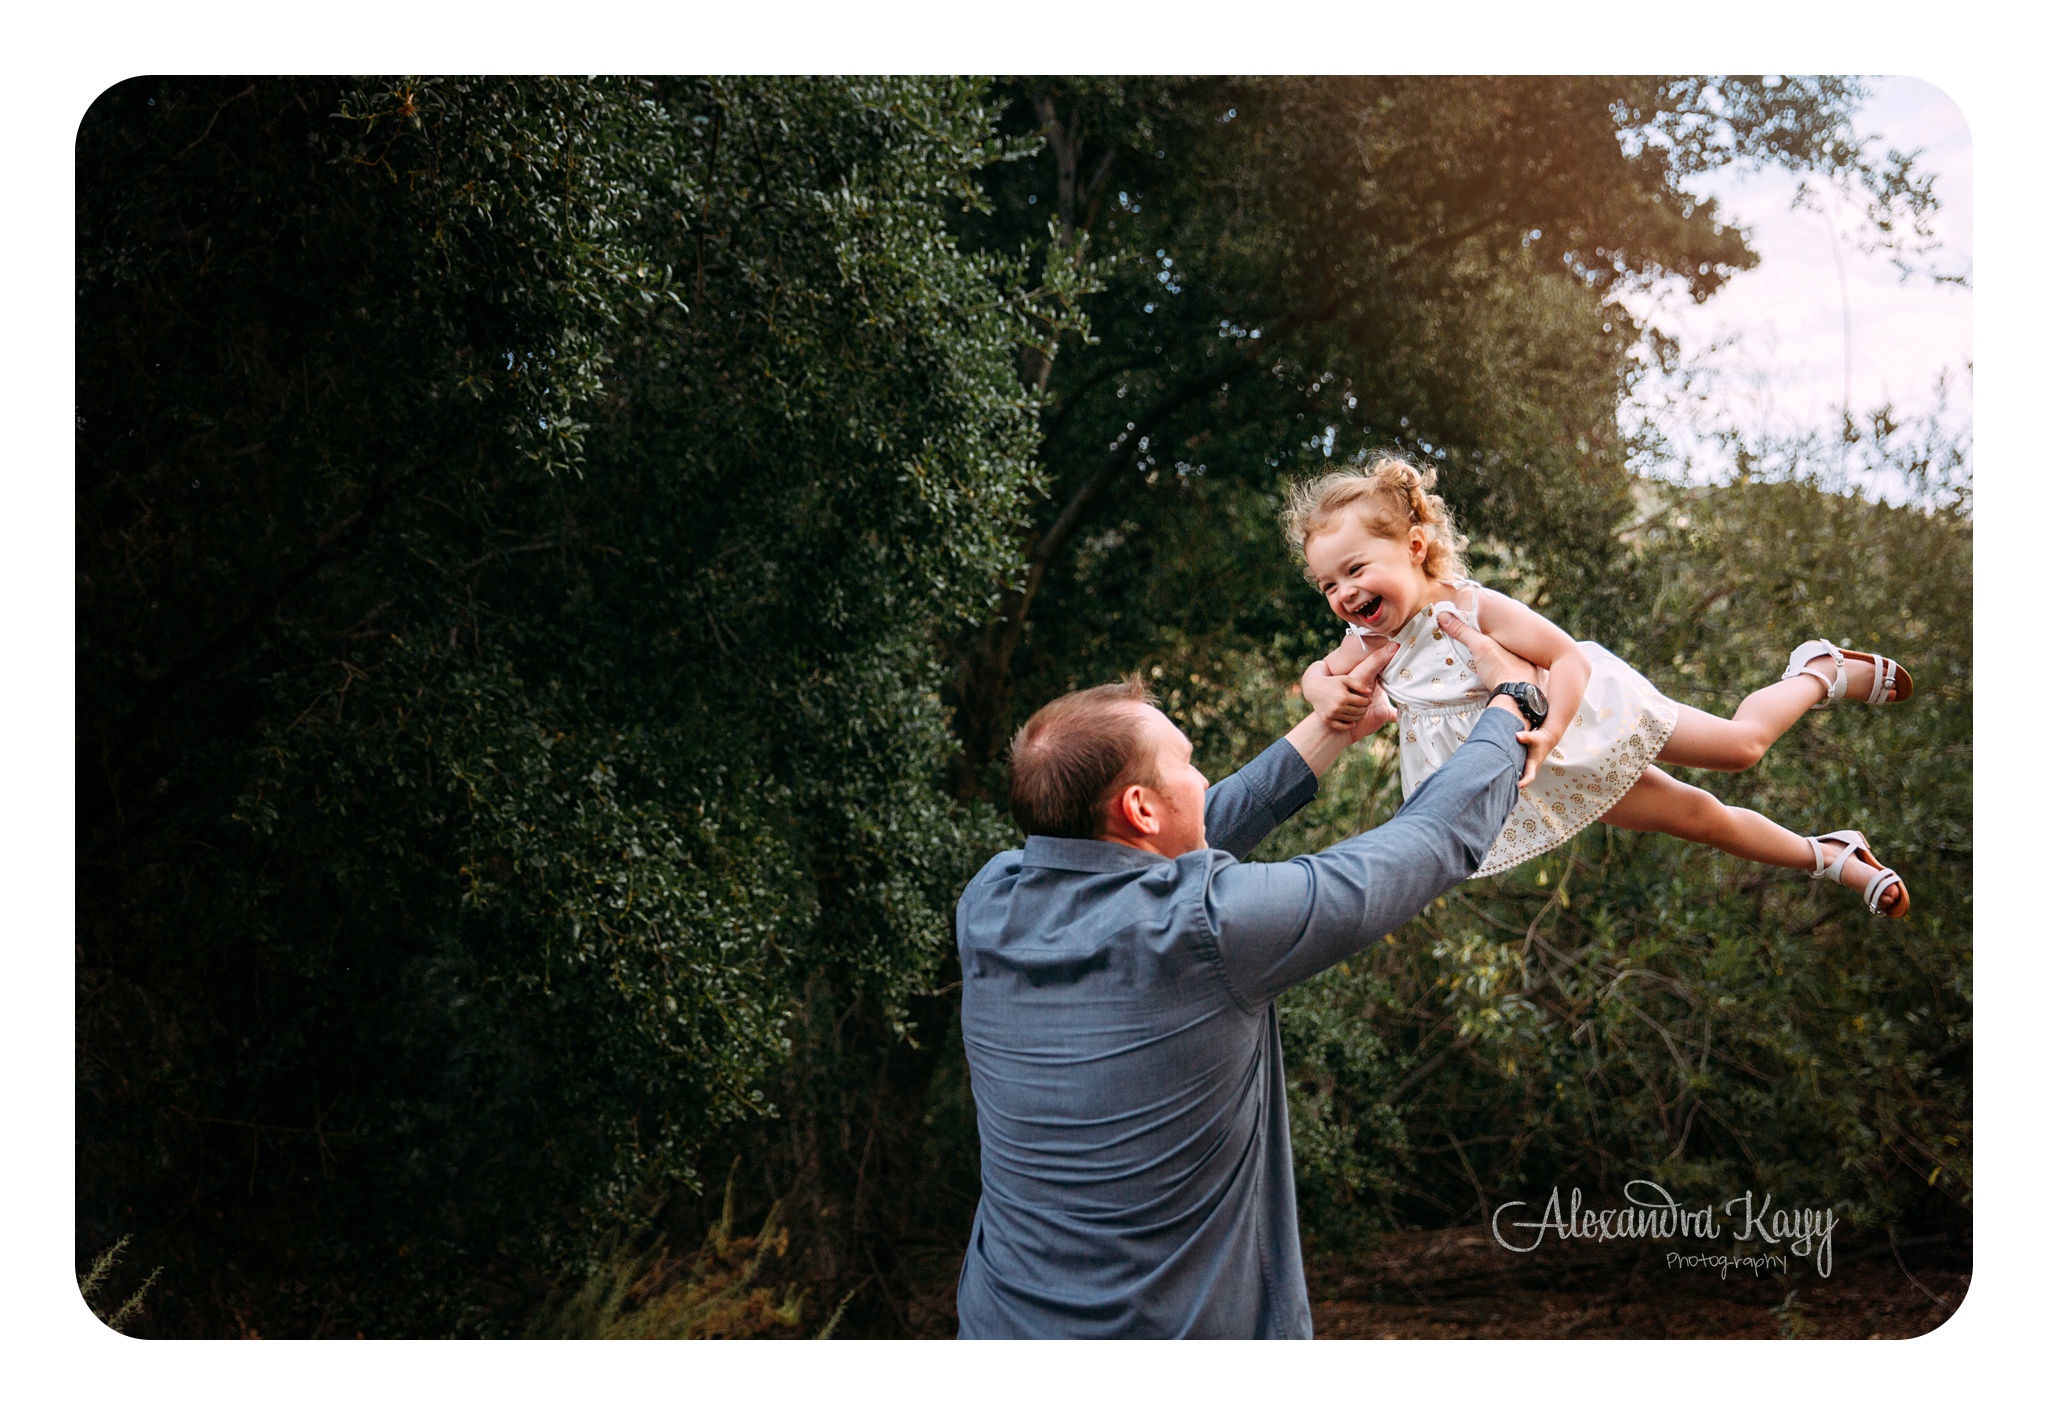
left=77, top=75, right=1967, bottom=1338
left=78, top=76, right=1041, bottom=1334
left=947, top=76, right=1938, bottom=786
left=940, top=74, right=1967, bottom=1291
left=1224, top=456, right=1971, bottom=1253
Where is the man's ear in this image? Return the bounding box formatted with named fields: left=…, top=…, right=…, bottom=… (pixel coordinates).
left=1112, top=782, right=1158, bottom=837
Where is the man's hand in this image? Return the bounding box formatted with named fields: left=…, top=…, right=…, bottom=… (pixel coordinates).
left=1302, top=640, right=1398, bottom=738
left=1286, top=640, right=1399, bottom=777
left=1436, top=610, right=1538, bottom=691
left=1437, top=610, right=1551, bottom=787
left=1511, top=723, right=1561, bottom=789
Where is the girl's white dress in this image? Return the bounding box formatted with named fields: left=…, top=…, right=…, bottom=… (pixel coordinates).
left=1348, top=578, right=1679, bottom=877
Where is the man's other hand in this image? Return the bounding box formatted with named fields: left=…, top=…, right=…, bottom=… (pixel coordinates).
left=1436, top=611, right=1538, bottom=692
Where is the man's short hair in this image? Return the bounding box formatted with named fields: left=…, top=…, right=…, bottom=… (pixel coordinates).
left=1008, top=676, right=1161, bottom=839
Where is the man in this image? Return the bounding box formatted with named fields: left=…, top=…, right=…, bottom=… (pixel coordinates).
left=952, top=614, right=1544, bottom=1338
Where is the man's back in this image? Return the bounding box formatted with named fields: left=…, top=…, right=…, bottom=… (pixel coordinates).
left=955, top=834, right=1307, bottom=1338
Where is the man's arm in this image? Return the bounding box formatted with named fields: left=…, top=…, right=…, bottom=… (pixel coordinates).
left=1205, top=703, right=1527, bottom=1009
left=1203, top=643, right=1401, bottom=858
left=1200, top=735, right=1324, bottom=861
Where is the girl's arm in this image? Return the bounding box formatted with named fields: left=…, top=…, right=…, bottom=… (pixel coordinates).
left=1470, top=589, right=1590, bottom=788
left=1318, top=632, right=1371, bottom=676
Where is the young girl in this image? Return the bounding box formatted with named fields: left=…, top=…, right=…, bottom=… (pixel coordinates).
left=1289, top=457, right=1913, bottom=917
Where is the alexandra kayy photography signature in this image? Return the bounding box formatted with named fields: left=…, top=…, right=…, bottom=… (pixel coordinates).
left=1490, top=1181, right=1839, bottom=1277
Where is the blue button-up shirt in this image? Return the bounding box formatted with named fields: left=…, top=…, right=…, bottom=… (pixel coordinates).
left=953, top=709, right=1523, bottom=1338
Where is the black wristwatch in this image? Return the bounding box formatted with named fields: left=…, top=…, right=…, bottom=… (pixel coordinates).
left=1492, top=681, right=1549, bottom=731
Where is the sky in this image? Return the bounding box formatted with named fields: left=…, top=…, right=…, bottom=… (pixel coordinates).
left=1617, top=76, right=1972, bottom=499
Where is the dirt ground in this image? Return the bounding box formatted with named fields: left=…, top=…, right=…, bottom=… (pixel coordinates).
left=893, top=1226, right=1969, bottom=1339
left=1306, top=1226, right=1971, bottom=1340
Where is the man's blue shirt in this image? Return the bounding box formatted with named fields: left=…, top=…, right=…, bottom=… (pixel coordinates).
left=953, top=709, right=1523, bottom=1338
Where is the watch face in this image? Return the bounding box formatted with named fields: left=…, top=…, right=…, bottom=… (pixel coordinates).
left=1502, top=682, right=1546, bottom=726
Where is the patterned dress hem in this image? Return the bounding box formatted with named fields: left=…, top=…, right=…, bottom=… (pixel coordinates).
left=1469, top=709, right=1675, bottom=878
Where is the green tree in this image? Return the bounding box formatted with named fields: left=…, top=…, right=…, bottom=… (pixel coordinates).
left=938, top=75, right=1966, bottom=1281
left=949, top=77, right=1938, bottom=792
left=78, top=76, right=1041, bottom=1335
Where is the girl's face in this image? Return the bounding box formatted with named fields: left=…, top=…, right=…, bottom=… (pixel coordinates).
left=1303, top=511, right=1435, bottom=635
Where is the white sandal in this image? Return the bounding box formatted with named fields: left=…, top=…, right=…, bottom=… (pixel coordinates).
left=1782, top=638, right=1914, bottom=706
left=1806, top=829, right=1910, bottom=918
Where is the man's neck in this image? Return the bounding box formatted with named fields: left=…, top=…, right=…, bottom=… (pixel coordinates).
left=1095, top=828, right=1194, bottom=858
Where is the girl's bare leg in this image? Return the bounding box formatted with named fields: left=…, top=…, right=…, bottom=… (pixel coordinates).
left=1657, top=652, right=1890, bottom=772
left=1598, top=767, right=1905, bottom=913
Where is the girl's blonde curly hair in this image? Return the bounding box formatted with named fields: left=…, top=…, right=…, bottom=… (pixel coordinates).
left=1281, top=454, right=1468, bottom=583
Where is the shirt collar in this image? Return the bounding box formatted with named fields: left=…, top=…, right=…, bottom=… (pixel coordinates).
left=1020, top=834, right=1172, bottom=873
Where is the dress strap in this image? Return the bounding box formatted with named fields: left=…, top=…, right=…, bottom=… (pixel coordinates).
left=1453, top=577, right=1483, bottom=628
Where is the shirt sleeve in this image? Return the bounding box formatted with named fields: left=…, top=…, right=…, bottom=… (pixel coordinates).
left=1203, top=708, right=1524, bottom=1009
left=1201, top=736, right=1322, bottom=861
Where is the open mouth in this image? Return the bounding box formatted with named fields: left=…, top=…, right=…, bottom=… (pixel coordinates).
left=1355, top=594, right=1384, bottom=625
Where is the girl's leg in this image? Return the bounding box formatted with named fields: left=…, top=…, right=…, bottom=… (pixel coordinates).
left=1598, top=767, right=1905, bottom=913
left=1657, top=651, right=1890, bottom=772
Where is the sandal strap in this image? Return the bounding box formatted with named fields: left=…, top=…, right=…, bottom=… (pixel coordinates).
left=1863, top=867, right=1904, bottom=915
left=1807, top=829, right=1867, bottom=884
left=1811, top=829, right=1904, bottom=915
left=1784, top=639, right=1846, bottom=703
left=1864, top=655, right=1899, bottom=706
